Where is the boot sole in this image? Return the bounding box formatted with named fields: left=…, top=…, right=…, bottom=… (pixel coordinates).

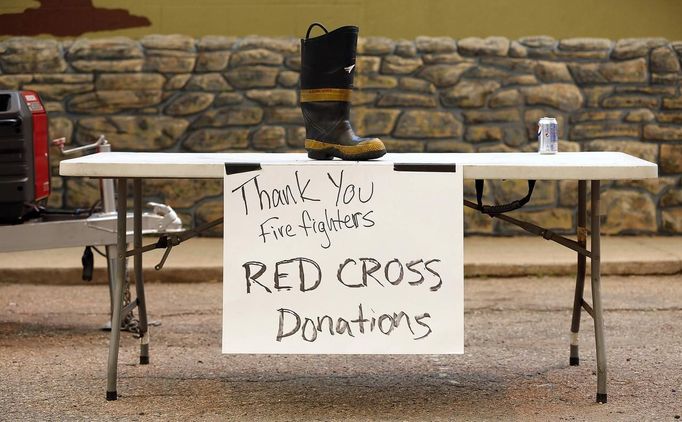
left=305, top=139, right=386, bottom=161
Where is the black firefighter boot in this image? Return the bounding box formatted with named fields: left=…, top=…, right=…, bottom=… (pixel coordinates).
left=300, top=23, right=386, bottom=160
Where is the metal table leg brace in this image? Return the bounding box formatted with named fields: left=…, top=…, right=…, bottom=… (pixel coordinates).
left=134, top=179, right=150, bottom=365
left=106, top=178, right=152, bottom=400
left=570, top=180, right=588, bottom=368
left=464, top=179, right=608, bottom=403
left=568, top=181, right=608, bottom=403
left=568, top=180, right=608, bottom=402
left=106, top=178, right=127, bottom=401
left=105, top=178, right=223, bottom=400
left=592, top=180, right=608, bottom=403
left=589, top=181, right=607, bottom=403
left=105, top=178, right=608, bottom=403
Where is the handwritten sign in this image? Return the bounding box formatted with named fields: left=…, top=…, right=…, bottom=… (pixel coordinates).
left=223, top=161, right=463, bottom=354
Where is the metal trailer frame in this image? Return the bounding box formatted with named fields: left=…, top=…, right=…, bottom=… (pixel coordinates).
left=0, top=138, right=182, bottom=331
left=0, top=206, right=181, bottom=253
left=104, top=176, right=608, bottom=404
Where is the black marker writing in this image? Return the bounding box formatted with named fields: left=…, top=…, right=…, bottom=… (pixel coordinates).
left=276, top=303, right=433, bottom=342
left=244, top=258, right=322, bottom=294
left=232, top=172, right=319, bottom=216
left=424, top=259, right=443, bottom=292
left=295, top=171, right=319, bottom=203
left=258, top=216, right=296, bottom=243
left=327, top=170, right=375, bottom=207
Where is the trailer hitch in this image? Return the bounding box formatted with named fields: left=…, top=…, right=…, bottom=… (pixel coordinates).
left=125, top=217, right=224, bottom=270
left=153, top=234, right=181, bottom=270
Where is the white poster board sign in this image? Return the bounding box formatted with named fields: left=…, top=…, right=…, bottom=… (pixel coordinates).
left=223, top=161, right=463, bottom=354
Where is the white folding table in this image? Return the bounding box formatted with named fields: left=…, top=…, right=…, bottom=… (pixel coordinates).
left=59, top=151, right=658, bottom=403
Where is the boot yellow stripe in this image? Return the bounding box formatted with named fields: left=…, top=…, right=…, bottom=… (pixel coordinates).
left=300, top=88, right=352, bottom=102
left=305, top=138, right=385, bottom=154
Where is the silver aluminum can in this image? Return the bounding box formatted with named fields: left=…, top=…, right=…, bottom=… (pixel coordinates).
left=538, top=117, right=558, bottom=154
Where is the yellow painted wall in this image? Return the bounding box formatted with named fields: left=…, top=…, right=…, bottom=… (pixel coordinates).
left=2, top=0, right=682, bottom=40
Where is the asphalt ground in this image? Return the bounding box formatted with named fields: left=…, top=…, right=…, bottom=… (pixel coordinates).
left=1, top=275, right=681, bottom=421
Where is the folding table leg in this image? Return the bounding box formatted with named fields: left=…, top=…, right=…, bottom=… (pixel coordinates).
left=101, top=177, right=118, bottom=324
left=591, top=180, right=608, bottom=403
left=570, top=181, right=587, bottom=366
left=106, top=178, right=127, bottom=401
left=134, top=179, right=150, bottom=365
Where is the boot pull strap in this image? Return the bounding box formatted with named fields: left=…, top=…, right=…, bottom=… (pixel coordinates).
left=306, top=22, right=329, bottom=39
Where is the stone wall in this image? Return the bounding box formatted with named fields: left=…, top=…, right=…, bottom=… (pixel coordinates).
left=1, top=35, right=681, bottom=235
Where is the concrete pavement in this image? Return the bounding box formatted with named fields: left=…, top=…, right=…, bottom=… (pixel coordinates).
left=0, top=236, right=681, bottom=284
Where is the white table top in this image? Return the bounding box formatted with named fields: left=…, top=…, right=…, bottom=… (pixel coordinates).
left=59, top=152, right=657, bottom=180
